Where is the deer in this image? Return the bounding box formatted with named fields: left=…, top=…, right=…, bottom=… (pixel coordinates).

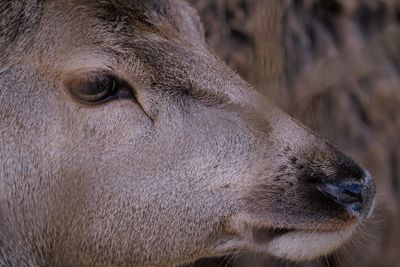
left=0, top=0, right=375, bottom=266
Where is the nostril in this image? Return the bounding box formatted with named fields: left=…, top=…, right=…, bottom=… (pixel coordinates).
left=308, top=172, right=375, bottom=218
left=315, top=181, right=363, bottom=205
left=341, top=183, right=362, bottom=198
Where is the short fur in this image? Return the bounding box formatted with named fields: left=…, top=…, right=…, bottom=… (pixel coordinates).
left=0, top=1, right=374, bottom=266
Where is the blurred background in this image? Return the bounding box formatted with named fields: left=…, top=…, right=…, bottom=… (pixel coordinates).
left=187, top=0, right=400, bottom=266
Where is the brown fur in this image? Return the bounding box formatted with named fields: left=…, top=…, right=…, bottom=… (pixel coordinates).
left=190, top=0, right=400, bottom=266
left=0, top=1, right=375, bottom=266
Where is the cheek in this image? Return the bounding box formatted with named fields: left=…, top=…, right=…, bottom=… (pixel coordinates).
left=64, top=100, right=152, bottom=142
left=51, top=100, right=154, bottom=176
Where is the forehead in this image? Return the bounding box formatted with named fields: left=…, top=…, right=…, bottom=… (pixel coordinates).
left=34, top=0, right=250, bottom=102
left=59, top=0, right=170, bottom=33
left=45, top=0, right=199, bottom=46
left=43, top=0, right=203, bottom=74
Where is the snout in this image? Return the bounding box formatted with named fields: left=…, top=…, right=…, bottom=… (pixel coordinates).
left=312, top=172, right=375, bottom=219
left=228, top=116, right=378, bottom=262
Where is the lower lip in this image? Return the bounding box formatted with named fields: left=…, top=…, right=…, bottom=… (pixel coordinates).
left=265, top=227, right=356, bottom=261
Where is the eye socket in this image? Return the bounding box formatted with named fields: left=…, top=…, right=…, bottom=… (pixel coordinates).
left=65, top=71, right=131, bottom=104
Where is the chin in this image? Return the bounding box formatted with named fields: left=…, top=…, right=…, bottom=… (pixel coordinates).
left=214, top=223, right=358, bottom=263
left=263, top=226, right=356, bottom=261
left=216, top=196, right=375, bottom=263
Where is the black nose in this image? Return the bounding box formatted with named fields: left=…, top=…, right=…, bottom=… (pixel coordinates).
left=314, top=173, right=375, bottom=219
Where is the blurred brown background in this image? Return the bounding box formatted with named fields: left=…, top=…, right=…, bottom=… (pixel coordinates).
left=187, top=0, right=400, bottom=266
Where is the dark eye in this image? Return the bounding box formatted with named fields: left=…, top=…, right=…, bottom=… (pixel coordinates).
left=65, top=71, right=130, bottom=104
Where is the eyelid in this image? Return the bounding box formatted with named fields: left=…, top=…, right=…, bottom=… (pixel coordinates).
left=82, top=73, right=114, bottom=92
left=63, top=69, right=134, bottom=105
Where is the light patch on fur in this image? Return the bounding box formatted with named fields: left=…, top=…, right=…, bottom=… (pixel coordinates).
left=266, top=227, right=355, bottom=261
left=63, top=54, right=113, bottom=72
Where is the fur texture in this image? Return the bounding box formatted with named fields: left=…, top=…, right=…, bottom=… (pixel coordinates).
left=0, top=1, right=375, bottom=266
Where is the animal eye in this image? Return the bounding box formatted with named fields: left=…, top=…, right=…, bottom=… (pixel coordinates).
left=66, top=71, right=124, bottom=104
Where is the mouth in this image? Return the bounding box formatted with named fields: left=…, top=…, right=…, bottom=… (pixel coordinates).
left=217, top=217, right=357, bottom=262
left=260, top=226, right=356, bottom=261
